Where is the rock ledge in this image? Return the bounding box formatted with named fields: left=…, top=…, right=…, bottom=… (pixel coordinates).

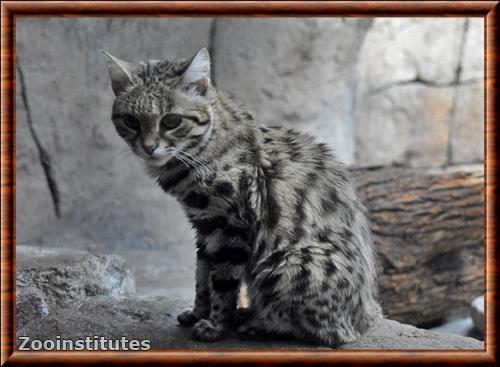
left=16, top=246, right=483, bottom=350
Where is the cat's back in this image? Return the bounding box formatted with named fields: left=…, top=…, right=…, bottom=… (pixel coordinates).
left=258, top=125, right=360, bottom=220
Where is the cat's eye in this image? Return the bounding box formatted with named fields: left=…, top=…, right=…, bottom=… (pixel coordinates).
left=123, top=114, right=141, bottom=130
left=161, top=113, right=182, bottom=130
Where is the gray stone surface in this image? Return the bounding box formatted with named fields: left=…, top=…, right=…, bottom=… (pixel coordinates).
left=450, top=83, right=484, bottom=164
left=355, top=18, right=484, bottom=168
left=461, top=19, right=485, bottom=82
left=17, top=246, right=135, bottom=307
left=214, top=18, right=372, bottom=165
left=356, top=85, right=453, bottom=167
left=16, top=287, right=49, bottom=331
left=16, top=295, right=484, bottom=350
left=16, top=246, right=483, bottom=350
left=357, top=19, right=465, bottom=91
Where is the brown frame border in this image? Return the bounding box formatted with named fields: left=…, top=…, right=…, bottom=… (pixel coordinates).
left=1, top=1, right=498, bottom=365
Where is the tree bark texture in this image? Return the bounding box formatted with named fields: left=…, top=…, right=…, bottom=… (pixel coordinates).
left=352, top=167, right=484, bottom=326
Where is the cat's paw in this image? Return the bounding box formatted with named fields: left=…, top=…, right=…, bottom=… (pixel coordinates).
left=177, top=309, right=199, bottom=327
left=237, top=320, right=267, bottom=340
left=191, top=319, right=225, bottom=342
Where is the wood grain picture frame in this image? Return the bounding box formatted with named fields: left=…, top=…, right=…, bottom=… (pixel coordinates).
left=1, top=1, right=498, bottom=365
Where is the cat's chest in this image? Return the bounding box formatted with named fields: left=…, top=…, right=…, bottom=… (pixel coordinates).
left=180, top=177, right=241, bottom=217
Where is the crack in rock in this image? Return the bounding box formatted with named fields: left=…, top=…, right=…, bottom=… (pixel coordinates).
left=207, top=18, right=218, bottom=86
left=446, top=18, right=471, bottom=165
left=367, top=76, right=481, bottom=97
left=17, top=62, right=61, bottom=218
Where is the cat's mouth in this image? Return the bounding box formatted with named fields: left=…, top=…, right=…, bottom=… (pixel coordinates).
left=144, top=155, right=170, bottom=167
left=132, top=146, right=171, bottom=167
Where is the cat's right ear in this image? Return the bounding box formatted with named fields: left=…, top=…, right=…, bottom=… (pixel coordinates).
left=182, top=48, right=211, bottom=96
left=101, top=50, right=134, bottom=95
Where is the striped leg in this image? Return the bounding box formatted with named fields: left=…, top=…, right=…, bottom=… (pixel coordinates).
left=191, top=261, right=246, bottom=341
left=177, top=254, right=210, bottom=327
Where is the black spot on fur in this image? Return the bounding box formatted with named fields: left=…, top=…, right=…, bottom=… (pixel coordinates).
left=260, top=250, right=286, bottom=269
left=255, top=239, right=267, bottom=260
left=344, top=247, right=355, bottom=261
left=317, top=143, right=331, bottom=155
left=259, top=126, right=269, bottom=133
left=318, top=312, right=330, bottom=321
left=159, top=167, right=190, bottom=191
left=321, top=188, right=339, bottom=213
left=184, top=191, right=209, bottom=209
left=291, top=227, right=305, bottom=245
left=290, top=150, right=301, bottom=161
left=224, top=224, right=251, bottom=243
left=272, top=235, right=282, bottom=250
left=303, top=307, right=316, bottom=316
left=215, top=182, right=234, bottom=197
left=332, top=167, right=349, bottom=183
left=293, top=266, right=311, bottom=293
left=317, top=229, right=343, bottom=253
left=295, top=266, right=311, bottom=282
left=265, top=179, right=281, bottom=230
left=290, top=187, right=309, bottom=244
left=317, top=228, right=331, bottom=243
left=260, top=273, right=282, bottom=292
left=337, top=277, right=349, bottom=290
left=260, top=290, right=279, bottom=308
left=305, top=316, right=321, bottom=328
left=300, top=247, right=313, bottom=264
left=211, top=276, right=239, bottom=293
left=321, top=281, right=330, bottom=293
left=340, top=227, right=354, bottom=243
left=264, top=137, right=273, bottom=144
left=191, top=216, right=227, bottom=235
left=196, top=241, right=209, bottom=260
left=212, top=246, right=250, bottom=264
left=325, top=262, right=337, bottom=277
left=317, top=298, right=330, bottom=307
left=242, top=111, right=253, bottom=120
left=237, top=153, right=249, bottom=164
left=358, top=272, right=365, bottom=285
left=164, top=157, right=183, bottom=170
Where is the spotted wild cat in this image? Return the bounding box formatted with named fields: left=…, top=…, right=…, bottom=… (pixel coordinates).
left=103, top=48, right=382, bottom=346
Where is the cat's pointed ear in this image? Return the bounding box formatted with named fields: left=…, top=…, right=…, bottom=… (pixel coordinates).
left=101, top=50, right=135, bottom=95
left=182, top=48, right=211, bottom=96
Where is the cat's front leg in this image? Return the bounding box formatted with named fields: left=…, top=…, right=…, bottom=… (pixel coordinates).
left=191, top=260, right=244, bottom=342
left=178, top=244, right=211, bottom=327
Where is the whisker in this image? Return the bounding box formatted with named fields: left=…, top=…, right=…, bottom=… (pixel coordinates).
left=174, top=150, right=205, bottom=180
left=173, top=152, right=195, bottom=172
left=176, top=149, right=212, bottom=172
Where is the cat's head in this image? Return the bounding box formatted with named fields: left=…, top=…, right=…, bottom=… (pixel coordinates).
left=103, top=48, right=214, bottom=167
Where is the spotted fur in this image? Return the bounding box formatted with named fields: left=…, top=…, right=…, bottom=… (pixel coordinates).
left=104, top=48, right=382, bottom=346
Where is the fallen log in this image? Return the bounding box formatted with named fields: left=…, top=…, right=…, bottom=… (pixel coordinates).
left=352, top=166, right=484, bottom=327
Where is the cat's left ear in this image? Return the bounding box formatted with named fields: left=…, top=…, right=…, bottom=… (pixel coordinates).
left=182, top=48, right=211, bottom=96
left=101, top=50, right=135, bottom=96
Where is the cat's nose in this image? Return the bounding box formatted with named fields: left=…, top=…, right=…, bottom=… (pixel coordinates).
left=142, top=142, right=158, bottom=156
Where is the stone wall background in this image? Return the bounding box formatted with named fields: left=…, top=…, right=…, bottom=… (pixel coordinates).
left=16, top=18, right=484, bottom=253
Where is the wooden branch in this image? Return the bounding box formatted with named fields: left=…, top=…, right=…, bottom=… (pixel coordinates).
left=352, top=166, right=484, bottom=326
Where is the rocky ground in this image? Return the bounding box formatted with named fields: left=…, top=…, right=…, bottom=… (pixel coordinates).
left=16, top=246, right=484, bottom=350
